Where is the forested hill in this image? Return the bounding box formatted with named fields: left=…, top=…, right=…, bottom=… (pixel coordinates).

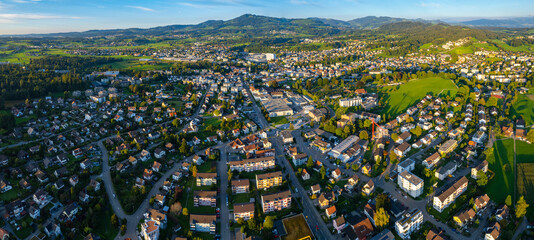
left=8, top=14, right=436, bottom=38
left=368, top=22, right=503, bottom=56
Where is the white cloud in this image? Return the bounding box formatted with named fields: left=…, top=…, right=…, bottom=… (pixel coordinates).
left=11, top=0, right=41, bottom=3
left=419, top=2, right=441, bottom=8
left=0, top=13, right=80, bottom=23
left=290, top=0, right=309, bottom=5
left=127, top=6, right=157, bottom=12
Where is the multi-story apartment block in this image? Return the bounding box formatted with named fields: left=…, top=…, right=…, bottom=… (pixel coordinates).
left=231, top=179, right=250, bottom=194
left=193, top=191, right=217, bottom=207
left=190, top=214, right=216, bottom=234
left=433, top=176, right=468, bottom=212
left=395, top=209, right=423, bottom=239
left=229, top=156, right=275, bottom=172
left=438, top=139, right=458, bottom=155
left=196, top=173, right=217, bottom=187
left=261, top=190, right=292, bottom=213
left=339, top=97, right=362, bottom=107
left=398, top=170, right=424, bottom=198
left=255, top=171, right=283, bottom=190
left=234, top=202, right=255, bottom=221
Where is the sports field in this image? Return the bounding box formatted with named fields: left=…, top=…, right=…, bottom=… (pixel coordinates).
left=380, top=77, right=458, bottom=117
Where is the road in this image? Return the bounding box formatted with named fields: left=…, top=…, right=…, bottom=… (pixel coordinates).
left=242, top=81, right=335, bottom=240
left=291, top=124, right=482, bottom=240
left=96, top=94, right=207, bottom=240
left=217, top=145, right=231, bottom=240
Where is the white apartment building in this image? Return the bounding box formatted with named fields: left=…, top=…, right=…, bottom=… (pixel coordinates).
left=395, top=209, right=423, bottom=239
left=397, top=170, right=424, bottom=198
left=339, top=97, right=362, bottom=107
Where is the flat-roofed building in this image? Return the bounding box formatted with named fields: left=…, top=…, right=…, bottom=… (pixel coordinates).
left=395, top=208, right=423, bottom=239
left=397, top=170, right=424, bottom=198
left=438, top=139, right=458, bottom=155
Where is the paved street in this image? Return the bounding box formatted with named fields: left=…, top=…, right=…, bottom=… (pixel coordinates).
left=217, top=145, right=231, bottom=240
left=242, top=81, right=335, bottom=240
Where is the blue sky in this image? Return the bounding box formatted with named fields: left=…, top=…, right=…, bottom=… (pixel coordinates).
left=0, top=0, right=532, bottom=34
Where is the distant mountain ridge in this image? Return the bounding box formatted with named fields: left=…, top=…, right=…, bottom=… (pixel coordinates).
left=6, top=14, right=527, bottom=38
left=455, top=16, right=534, bottom=28
left=8, top=14, right=425, bottom=38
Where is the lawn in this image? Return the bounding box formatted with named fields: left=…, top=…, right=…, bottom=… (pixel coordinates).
left=486, top=139, right=515, bottom=204
left=233, top=193, right=252, bottom=204
left=93, top=209, right=119, bottom=240
left=510, top=92, right=534, bottom=126
left=380, top=77, right=458, bottom=117
left=281, top=214, right=313, bottom=240
left=449, top=46, right=473, bottom=55
left=269, top=116, right=289, bottom=125
left=491, top=40, right=533, bottom=52
left=197, top=161, right=217, bottom=173
left=0, top=189, right=19, bottom=202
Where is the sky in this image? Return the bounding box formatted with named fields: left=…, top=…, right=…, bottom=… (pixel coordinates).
left=0, top=0, right=533, bottom=35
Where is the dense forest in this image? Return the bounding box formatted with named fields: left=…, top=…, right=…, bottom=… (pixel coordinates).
left=0, top=64, right=88, bottom=100
left=0, top=56, right=122, bottom=100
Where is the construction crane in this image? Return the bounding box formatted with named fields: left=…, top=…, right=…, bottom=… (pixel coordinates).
left=371, top=119, right=382, bottom=139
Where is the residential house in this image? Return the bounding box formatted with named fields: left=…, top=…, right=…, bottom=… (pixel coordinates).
left=333, top=216, right=346, bottom=234
left=423, top=153, right=441, bottom=169
left=141, top=220, right=161, bottom=240
left=362, top=180, right=375, bottom=196
left=326, top=205, right=337, bottom=218
left=485, top=222, right=501, bottom=240
left=471, top=160, right=488, bottom=179
left=453, top=208, right=476, bottom=228
left=474, top=194, right=490, bottom=212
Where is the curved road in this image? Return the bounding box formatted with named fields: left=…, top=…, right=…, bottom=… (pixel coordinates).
left=97, top=94, right=207, bottom=240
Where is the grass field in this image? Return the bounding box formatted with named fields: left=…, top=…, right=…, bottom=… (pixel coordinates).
left=450, top=46, right=474, bottom=55
left=486, top=139, right=515, bottom=204
left=270, top=116, right=289, bottom=125
left=380, top=77, right=458, bottom=117
left=517, top=163, right=534, bottom=221
left=491, top=40, right=534, bottom=52
left=515, top=140, right=534, bottom=220
left=282, top=214, right=313, bottom=240
left=511, top=91, right=534, bottom=127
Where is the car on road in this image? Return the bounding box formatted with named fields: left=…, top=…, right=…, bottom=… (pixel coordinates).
left=216, top=208, right=220, bottom=213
